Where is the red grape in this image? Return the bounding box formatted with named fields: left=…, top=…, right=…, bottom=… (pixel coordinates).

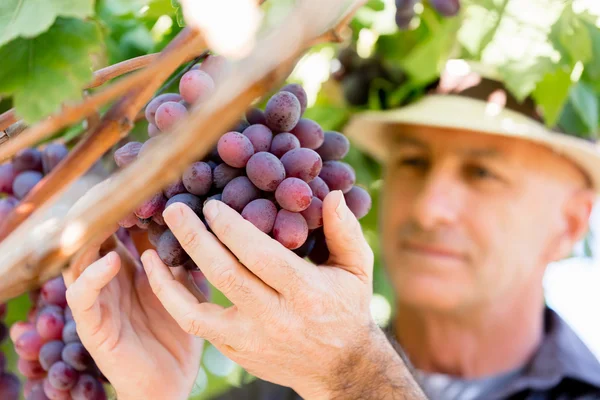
left=40, top=341, right=65, bottom=371
left=316, top=131, right=350, bottom=161
left=222, top=176, right=260, bottom=212
left=245, top=108, right=266, bottom=125
left=134, top=192, right=166, bottom=219
left=18, top=359, right=46, bottom=379
left=183, top=162, right=213, bottom=196
left=42, top=143, right=69, bottom=174
left=291, top=119, right=324, bottom=149
left=145, top=93, right=182, bottom=125
left=217, top=131, right=254, bottom=168
left=114, top=142, right=142, bottom=168
left=165, top=193, right=203, bottom=215
left=41, top=277, right=67, bottom=307
left=213, top=163, right=244, bottom=189
left=243, top=124, right=273, bottom=152
left=301, top=197, right=324, bottom=229
left=273, top=210, right=308, bottom=250
left=264, top=91, right=301, bottom=132
left=48, top=361, right=78, bottom=390
left=280, top=83, right=308, bottom=115
left=179, top=69, right=215, bottom=104
left=15, top=330, right=44, bottom=360
left=62, top=342, right=92, bottom=372
left=13, top=148, right=43, bottom=173
left=155, top=101, right=187, bottom=132
left=0, top=163, right=17, bottom=193
left=308, top=177, right=330, bottom=201
left=246, top=152, right=285, bottom=191
left=319, top=161, right=355, bottom=193
left=270, top=133, right=300, bottom=158
left=280, top=148, right=322, bottom=183
left=275, top=178, right=312, bottom=212
left=241, top=199, right=277, bottom=233
left=70, top=374, right=101, bottom=400
left=344, top=186, right=372, bottom=219
left=36, top=307, right=65, bottom=341
left=157, top=230, right=189, bottom=267
left=163, top=179, right=187, bottom=199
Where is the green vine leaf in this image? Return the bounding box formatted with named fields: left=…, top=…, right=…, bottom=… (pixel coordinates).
left=532, top=66, right=572, bottom=128
left=0, top=18, right=104, bottom=123
left=0, top=0, right=95, bottom=47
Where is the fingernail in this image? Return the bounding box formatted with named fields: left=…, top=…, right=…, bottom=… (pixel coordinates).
left=163, top=204, right=184, bottom=228
left=203, top=200, right=220, bottom=222
left=335, top=191, right=347, bottom=220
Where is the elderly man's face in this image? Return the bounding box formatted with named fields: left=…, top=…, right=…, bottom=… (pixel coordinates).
left=381, top=127, right=593, bottom=311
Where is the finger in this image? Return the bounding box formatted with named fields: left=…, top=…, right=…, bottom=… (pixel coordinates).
left=141, top=250, right=244, bottom=344
left=66, top=252, right=121, bottom=337
left=171, top=266, right=207, bottom=303
left=322, top=190, right=374, bottom=281
left=201, top=200, right=311, bottom=295
left=65, top=234, right=119, bottom=287
left=162, top=203, right=276, bottom=307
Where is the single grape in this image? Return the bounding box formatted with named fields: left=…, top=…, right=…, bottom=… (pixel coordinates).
left=301, top=197, right=323, bottom=229
left=264, top=91, right=301, bottom=132
left=70, top=374, right=101, bottom=400
left=241, top=199, right=277, bottom=233
left=243, top=124, right=273, bottom=152
left=0, top=373, right=20, bottom=400
left=118, top=213, right=138, bottom=229
left=395, top=0, right=417, bottom=29
left=221, top=176, right=260, bottom=212
left=431, top=0, right=460, bottom=16
left=308, top=177, right=330, bottom=201
left=62, top=321, right=79, bottom=344
left=344, top=186, right=372, bottom=219
left=290, top=119, right=324, bottom=149
left=48, top=361, right=79, bottom=390
left=182, top=162, right=213, bottom=196
left=212, top=163, right=243, bottom=189
left=217, top=132, right=255, bottom=168
left=157, top=230, right=189, bottom=267
left=40, top=143, right=69, bottom=174
left=12, top=171, right=43, bottom=199
left=15, top=330, right=44, bottom=360
left=245, top=108, right=266, bottom=125
left=148, top=222, right=168, bottom=246
left=319, top=161, right=356, bottom=193
left=155, top=101, right=187, bottom=132
left=13, top=148, right=43, bottom=173
left=316, top=131, right=350, bottom=161
left=24, top=379, right=45, bottom=399
left=273, top=210, right=308, bottom=250
left=275, top=178, right=313, bottom=212
left=207, top=160, right=218, bottom=170
left=0, top=198, right=15, bottom=221
left=280, top=148, right=322, bottom=183
left=9, top=321, right=34, bottom=343
left=232, top=119, right=250, bottom=133
left=199, top=54, right=230, bottom=81
left=18, top=359, right=46, bottom=379
left=163, top=179, right=187, bottom=199
left=0, top=163, right=17, bottom=193
left=308, top=228, right=329, bottom=264
left=40, top=341, right=66, bottom=371
left=114, top=142, right=143, bottom=168
left=148, top=123, right=160, bottom=138
left=43, top=378, right=70, bottom=400
left=36, top=307, right=65, bottom=341
left=179, top=69, right=215, bottom=104
left=135, top=192, right=166, bottom=220
left=145, top=93, right=183, bottom=125
left=62, top=342, right=92, bottom=372
left=246, top=152, right=286, bottom=192
left=41, top=277, right=67, bottom=307
left=270, top=132, right=300, bottom=158
left=280, top=83, right=308, bottom=115
left=165, top=193, right=203, bottom=215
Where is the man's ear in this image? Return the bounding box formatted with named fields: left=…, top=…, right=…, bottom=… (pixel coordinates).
left=549, top=189, right=596, bottom=262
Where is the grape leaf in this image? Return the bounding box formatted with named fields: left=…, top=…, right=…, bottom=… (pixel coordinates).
left=549, top=4, right=592, bottom=65
left=0, top=0, right=94, bottom=47
left=0, top=18, right=104, bottom=123
left=532, top=67, right=572, bottom=127
left=569, top=82, right=598, bottom=134
left=498, top=57, right=555, bottom=102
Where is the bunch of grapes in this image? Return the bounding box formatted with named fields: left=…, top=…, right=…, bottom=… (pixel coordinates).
left=10, top=276, right=108, bottom=399
left=0, top=303, right=21, bottom=399
left=115, top=54, right=372, bottom=268
left=395, top=0, right=460, bottom=29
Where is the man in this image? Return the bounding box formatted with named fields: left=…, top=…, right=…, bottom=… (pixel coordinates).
left=65, top=61, right=600, bottom=400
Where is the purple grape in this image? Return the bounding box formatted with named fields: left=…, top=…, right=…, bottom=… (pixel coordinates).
left=179, top=69, right=215, bottom=104
left=18, top=359, right=46, bottom=379
left=70, top=374, right=101, bottom=400
left=273, top=210, right=308, bottom=250
left=165, top=193, right=203, bottom=215
left=275, top=178, right=313, bottom=212
left=148, top=123, right=160, bottom=138
left=221, top=176, right=260, bottom=212
left=25, top=380, right=47, bottom=400
left=316, top=131, right=350, bottom=161
left=213, top=163, right=244, bottom=189
left=15, top=330, right=44, bottom=360
left=241, top=199, right=277, bottom=233
left=293, top=233, right=316, bottom=258
left=217, top=131, right=255, bottom=168
left=0, top=163, right=17, bottom=194
left=43, top=378, right=70, bottom=400
left=199, top=54, right=229, bottom=81
left=264, top=91, right=301, bottom=132
left=290, top=119, right=324, bottom=149
left=148, top=222, right=168, bottom=246
left=114, top=142, right=143, bottom=168
left=62, top=321, right=79, bottom=344
left=155, top=101, right=187, bottom=132
left=281, top=83, right=308, bottom=115
left=245, top=108, right=266, bottom=125
left=64, top=307, right=73, bottom=321
left=280, top=148, right=323, bottom=183
left=0, top=198, right=15, bottom=221
left=431, top=0, right=460, bottom=16
left=145, top=93, right=183, bottom=125
left=41, top=277, right=67, bottom=307
left=40, top=341, right=66, bottom=371
left=48, top=361, right=79, bottom=390
left=163, top=179, right=187, bottom=199
left=319, top=161, right=356, bottom=193
left=0, top=373, right=20, bottom=400
left=182, top=162, right=212, bottom=196
left=12, top=170, right=43, bottom=199
left=246, top=152, right=285, bottom=191
left=301, top=197, right=323, bottom=229
left=344, top=186, right=372, bottom=219
left=207, top=160, right=218, bottom=170
left=62, top=342, right=92, bottom=372
left=243, top=124, right=273, bottom=152
left=308, top=177, right=330, bottom=201
left=308, top=228, right=329, bottom=264
left=13, top=148, right=43, bottom=173
left=270, top=133, right=300, bottom=158
left=42, top=143, right=69, bottom=174
left=36, top=307, right=65, bottom=341
left=395, top=0, right=417, bottom=29
left=118, top=213, right=138, bottom=229
left=157, top=230, right=189, bottom=267
left=134, top=192, right=166, bottom=220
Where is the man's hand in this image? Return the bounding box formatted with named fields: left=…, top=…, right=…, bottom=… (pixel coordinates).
left=64, top=230, right=205, bottom=400
left=141, top=190, right=426, bottom=399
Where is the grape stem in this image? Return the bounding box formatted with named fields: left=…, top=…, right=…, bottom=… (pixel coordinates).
left=0, top=0, right=364, bottom=303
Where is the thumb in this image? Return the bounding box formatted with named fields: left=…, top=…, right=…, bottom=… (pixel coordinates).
left=322, top=190, right=374, bottom=281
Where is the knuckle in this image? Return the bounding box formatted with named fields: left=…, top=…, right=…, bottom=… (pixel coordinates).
left=214, top=267, right=241, bottom=294
left=217, top=221, right=233, bottom=240
left=180, top=230, right=200, bottom=251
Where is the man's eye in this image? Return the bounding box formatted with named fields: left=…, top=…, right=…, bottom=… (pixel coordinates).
left=467, top=165, right=497, bottom=180
left=399, top=158, right=428, bottom=169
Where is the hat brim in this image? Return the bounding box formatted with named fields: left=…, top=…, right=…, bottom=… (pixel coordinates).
left=344, top=95, right=600, bottom=192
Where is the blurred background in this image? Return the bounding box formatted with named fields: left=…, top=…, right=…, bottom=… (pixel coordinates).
left=1, top=0, right=599, bottom=398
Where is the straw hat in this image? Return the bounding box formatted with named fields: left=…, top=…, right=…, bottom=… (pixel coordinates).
left=344, top=60, right=600, bottom=192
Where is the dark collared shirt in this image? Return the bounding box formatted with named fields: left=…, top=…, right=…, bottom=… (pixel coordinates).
left=213, top=307, right=600, bottom=399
